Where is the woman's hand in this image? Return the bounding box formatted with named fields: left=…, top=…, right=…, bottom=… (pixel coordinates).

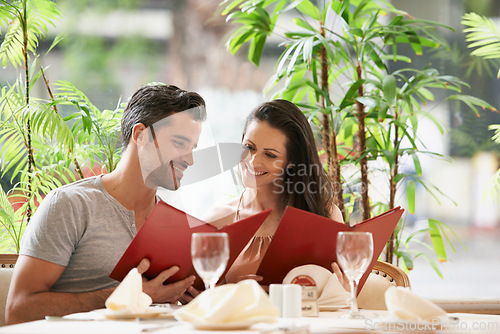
left=235, top=274, right=269, bottom=292
left=235, top=274, right=263, bottom=283
left=331, top=262, right=350, bottom=292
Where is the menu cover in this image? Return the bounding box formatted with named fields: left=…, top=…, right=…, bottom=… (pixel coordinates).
left=110, top=200, right=271, bottom=290
left=255, top=206, right=404, bottom=292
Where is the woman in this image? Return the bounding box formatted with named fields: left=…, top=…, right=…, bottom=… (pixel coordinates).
left=204, top=99, right=344, bottom=283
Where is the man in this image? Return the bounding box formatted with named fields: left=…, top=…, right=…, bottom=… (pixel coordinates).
left=6, top=84, right=206, bottom=324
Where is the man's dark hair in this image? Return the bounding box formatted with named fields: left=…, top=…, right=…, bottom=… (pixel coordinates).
left=120, top=84, right=206, bottom=149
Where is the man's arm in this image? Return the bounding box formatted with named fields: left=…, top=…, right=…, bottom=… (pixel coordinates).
left=6, top=256, right=197, bottom=325
left=5, top=255, right=114, bottom=325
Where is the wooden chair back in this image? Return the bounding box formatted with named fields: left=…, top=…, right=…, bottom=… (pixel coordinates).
left=372, top=260, right=411, bottom=288
left=0, top=254, right=18, bottom=269
left=357, top=260, right=410, bottom=310
left=0, top=254, right=18, bottom=326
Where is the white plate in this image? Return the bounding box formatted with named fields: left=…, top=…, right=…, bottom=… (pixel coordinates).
left=104, top=310, right=162, bottom=320
left=187, top=320, right=256, bottom=330
left=319, top=304, right=348, bottom=312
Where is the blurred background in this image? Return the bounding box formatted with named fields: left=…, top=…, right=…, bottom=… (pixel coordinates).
left=1, top=0, right=499, bottom=300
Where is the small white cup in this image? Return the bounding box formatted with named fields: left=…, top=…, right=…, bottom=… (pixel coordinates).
left=282, top=284, right=302, bottom=318
left=269, top=284, right=284, bottom=316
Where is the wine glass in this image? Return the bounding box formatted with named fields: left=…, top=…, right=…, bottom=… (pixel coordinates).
left=191, top=232, right=229, bottom=290
left=336, top=231, right=374, bottom=319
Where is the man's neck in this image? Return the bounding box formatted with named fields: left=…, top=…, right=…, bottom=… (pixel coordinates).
left=102, top=154, right=156, bottom=212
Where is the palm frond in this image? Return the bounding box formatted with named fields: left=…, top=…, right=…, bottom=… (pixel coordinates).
left=0, top=184, right=26, bottom=253
left=462, top=12, right=500, bottom=77
left=483, top=168, right=500, bottom=203
left=24, top=98, right=75, bottom=151
left=54, top=80, right=123, bottom=172
left=462, top=13, right=500, bottom=58
left=0, top=0, right=61, bottom=69
left=0, top=3, right=15, bottom=29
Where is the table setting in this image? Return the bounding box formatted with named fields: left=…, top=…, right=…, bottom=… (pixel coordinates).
left=1, top=231, right=499, bottom=334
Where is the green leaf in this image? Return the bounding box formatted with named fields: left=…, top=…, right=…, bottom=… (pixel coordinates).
left=220, top=0, right=247, bottom=16
left=249, top=33, right=267, bottom=66
left=339, top=79, right=364, bottom=110
left=293, top=17, right=317, bottom=33
left=417, top=87, right=434, bottom=101
left=411, top=153, right=422, bottom=176
left=428, top=219, right=447, bottom=263
left=276, top=41, right=300, bottom=76
left=46, top=34, right=63, bottom=55
left=379, top=54, right=412, bottom=63
left=365, top=42, right=385, bottom=70
left=271, top=0, right=288, bottom=24
left=406, top=180, right=415, bottom=214
left=383, top=74, right=396, bottom=106
left=448, top=94, right=498, bottom=116
left=356, top=96, right=377, bottom=109
left=297, top=0, right=321, bottom=20
left=462, top=12, right=500, bottom=60
left=287, top=40, right=304, bottom=74
left=398, top=250, right=414, bottom=270
left=377, top=102, right=389, bottom=121
left=227, top=28, right=255, bottom=55
left=302, top=36, right=314, bottom=65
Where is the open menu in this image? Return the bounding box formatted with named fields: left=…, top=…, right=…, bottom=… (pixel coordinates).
left=255, top=206, right=404, bottom=292
left=110, top=200, right=271, bottom=290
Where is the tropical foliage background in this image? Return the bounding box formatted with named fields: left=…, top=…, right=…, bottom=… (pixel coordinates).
left=0, top=0, right=123, bottom=252
left=462, top=12, right=500, bottom=201
left=219, top=0, right=497, bottom=274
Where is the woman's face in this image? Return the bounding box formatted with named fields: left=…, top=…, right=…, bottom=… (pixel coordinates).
left=240, top=120, right=288, bottom=191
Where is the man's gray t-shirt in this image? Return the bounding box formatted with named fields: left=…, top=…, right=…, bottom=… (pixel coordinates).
left=20, top=176, right=137, bottom=293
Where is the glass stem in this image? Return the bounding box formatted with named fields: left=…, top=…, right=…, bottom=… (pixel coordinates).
left=207, top=277, right=218, bottom=290
left=349, top=279, right=359, bottom=315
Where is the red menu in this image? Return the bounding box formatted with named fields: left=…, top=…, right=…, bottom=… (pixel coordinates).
left=255, top=206, right=404, bottom=292
left=110, top=200, right=271, bottom=290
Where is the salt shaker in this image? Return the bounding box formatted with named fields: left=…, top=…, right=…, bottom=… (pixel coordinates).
left=282, top=284, right=302, bottom=318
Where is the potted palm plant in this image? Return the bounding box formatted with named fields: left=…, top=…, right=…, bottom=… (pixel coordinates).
left=219, top=0, right=496, bottom=274
left=0, top=0, right=123, bottom=254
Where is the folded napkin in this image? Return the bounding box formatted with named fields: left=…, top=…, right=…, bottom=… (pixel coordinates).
left=105, top=268, right=152, bottom=315
left=282, top=265, right=350, bottom=308
left=174, top=280, right=279, bottom=324
left=385, top=286, right=447, bottom=321
left=357, top=272, right=395, bottom=310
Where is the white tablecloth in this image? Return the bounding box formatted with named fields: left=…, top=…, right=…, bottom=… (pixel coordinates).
left=1, top=309, right=499, bottom=333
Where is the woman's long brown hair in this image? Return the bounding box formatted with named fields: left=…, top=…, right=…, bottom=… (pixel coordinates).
left=243, top=99, right=334, bottom=218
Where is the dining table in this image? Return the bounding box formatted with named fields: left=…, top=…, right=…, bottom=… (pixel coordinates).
left=1, top=306, right=499, bottom=334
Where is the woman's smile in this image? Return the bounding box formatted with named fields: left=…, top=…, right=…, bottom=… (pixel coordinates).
left=244, top=163, right=268, bottom=176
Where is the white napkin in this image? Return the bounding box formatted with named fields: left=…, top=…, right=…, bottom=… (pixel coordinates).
left=385, top=286, right=447, bottom=321
left=283, top=265, right=350, bottom=308
left=357, top=273, right=395, bottom=310
left=174, top=280, right=279, bottom=325
left=105, top=268, right=152, bottom=315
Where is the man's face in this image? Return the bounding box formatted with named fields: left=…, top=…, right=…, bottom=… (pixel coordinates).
left=137, top=111, right=203, bottom=190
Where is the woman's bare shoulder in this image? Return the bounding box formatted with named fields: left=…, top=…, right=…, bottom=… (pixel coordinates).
left=202, top=196, right=240, bottom=228
left=329, top=204, right=344, bottom=223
